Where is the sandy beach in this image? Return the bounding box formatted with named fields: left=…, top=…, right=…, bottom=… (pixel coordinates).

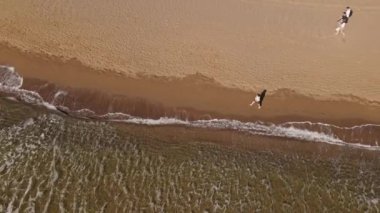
left=2, top=42, right=380, bottom=127
left=1, top=1, right=380, bottom=211
left=1, top=0, right=380, bottom=101
left=0, top=0, right=380, bottom=148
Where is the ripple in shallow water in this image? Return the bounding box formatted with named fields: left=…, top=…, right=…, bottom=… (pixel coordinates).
left=0, top=104, right=380, bottom=212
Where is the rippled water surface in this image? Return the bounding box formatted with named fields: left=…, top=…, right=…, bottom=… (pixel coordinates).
left=1, top=98, right=380, bottom=212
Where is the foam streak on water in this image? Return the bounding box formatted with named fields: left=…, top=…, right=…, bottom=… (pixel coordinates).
left=1, top=65, right=380, bottom=151
left=110, top=117, right=379, bottom=151
left=1, top=114, right=379, bottom=212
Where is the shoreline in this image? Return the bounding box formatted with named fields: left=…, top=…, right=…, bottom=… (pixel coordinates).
left=1, top=1, right=380, bottom=210
left=116, top=121, right=380, bottom=158
left=1, top=97, right=379, bottom=212
left=1, top=96, right=379, bottom=158
left=1, top=42, right=380, bottom=126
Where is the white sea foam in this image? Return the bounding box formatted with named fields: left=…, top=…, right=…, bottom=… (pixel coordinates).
left=1, top=66, right=56, bottom=110
left=23, top=118, right=35, bottom=128
left=100, top=112, right=134, bottom=120
left=282, top=121, right=380, bottom=130
left=1, top=65, right=380, bottom=151
left=121, top=117, right=189, bottom=126
left=106, top=116, right=380, bottom=151
left=0, top=65, right=23, bottom=88
left=51, top=90, right=68, bottom=105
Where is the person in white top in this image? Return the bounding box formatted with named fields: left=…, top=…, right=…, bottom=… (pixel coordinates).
left=249, top=89, right=267, bottom=109
left=345, top=6, right=353, bottom=18
left=335, top=7, right=353, bottom=36
left=336, top=12, right=349, bottom=36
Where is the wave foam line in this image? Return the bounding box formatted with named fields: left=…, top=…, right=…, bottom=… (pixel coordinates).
left=1, top=65, right=380, bottom=151
left=110, top=117, right=380, bottom=151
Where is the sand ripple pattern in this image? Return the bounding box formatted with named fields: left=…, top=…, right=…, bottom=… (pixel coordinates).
left=0, top=112, right=380, bottom=212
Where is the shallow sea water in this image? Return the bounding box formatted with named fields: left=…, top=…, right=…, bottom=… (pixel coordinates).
left=0, top=98, right=380, bottom=212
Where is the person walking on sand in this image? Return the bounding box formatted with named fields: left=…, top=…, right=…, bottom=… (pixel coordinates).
left=249, top=89, right=267, bottom=109
left=336, top=12, right=349, bottom=36
left=336, top=7, right=353, bottom=36
left=345, top=6, right=353, bottom=19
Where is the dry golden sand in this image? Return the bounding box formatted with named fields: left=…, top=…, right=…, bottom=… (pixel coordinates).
left=1, top=0, right=380, bottom=101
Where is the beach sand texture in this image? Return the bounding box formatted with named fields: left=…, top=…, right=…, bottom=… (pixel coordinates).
left=2, top=2, right=380, bottom=210
left=1, top=0, right=380, bottom=101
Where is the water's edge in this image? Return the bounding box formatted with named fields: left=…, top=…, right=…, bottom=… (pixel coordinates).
left=1, top=65, right=380, bottom=150
left=1, top=89, right=380, bottom=212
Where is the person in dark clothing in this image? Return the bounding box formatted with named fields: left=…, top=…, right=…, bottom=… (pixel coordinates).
left=249, top=89, right=267, bottom=109
left=345, top=6, right=353, bottom=18
left=336, top=13, right=349, bottom=36
left=335, top=6, right=354, bottom=36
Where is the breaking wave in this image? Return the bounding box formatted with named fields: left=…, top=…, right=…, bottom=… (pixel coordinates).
left=1, top=65, right=380, bottom=151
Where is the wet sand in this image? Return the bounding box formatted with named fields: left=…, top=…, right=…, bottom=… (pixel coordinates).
left=1, top=96, right=376, bottom=159
left=1, top=97, right=379, bottom=212
left=1, top=42, right=380, bottom=126
left=1, top=1, right=380, bottom=210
